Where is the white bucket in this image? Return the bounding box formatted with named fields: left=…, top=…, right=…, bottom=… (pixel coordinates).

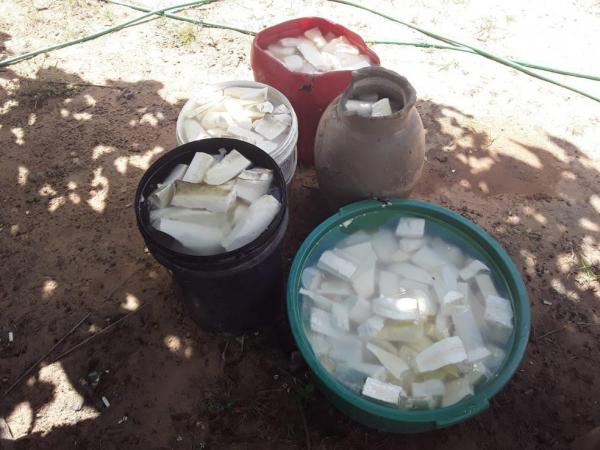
left=176, top=81, right=298, bottom=184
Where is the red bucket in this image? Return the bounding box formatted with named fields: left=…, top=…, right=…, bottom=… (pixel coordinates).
left=251, top=17, right=380, bottom=165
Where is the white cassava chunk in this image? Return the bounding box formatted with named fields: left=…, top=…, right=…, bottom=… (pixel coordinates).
left=460, top=361, right=491, bottom=385
left=280, top=37, right=302, bottom=47
left=235, top=168, right=273, bottom=203
left=310, top=307, right=345, bottom=338
left=349, top=298, right=372, bottom=324
left=267, top=44, right=296, bottom=57
left=329, top=336, right=362, bottom=362
left=149, top=183, right=174, bottom=209
left=412, top=379, right=445, bottom=398
left=171, top=180, right=236, bottom=212
left=340, top=53, right=371, bottom=70
left=306, top=332, right=331, bottom=356
left=231, top=202, right=248, bottom=225
left=340, top=230, right=371, bottom=247
left=362, top=377, right=406, bottom=405
left=399, top=238, right=424, bottom=253
left=357, top=316, right=385, bottom=337
left=435, top=314, right=452, bottom=339
left=302, top=61, right=317, bottom=73
left=331, top=303, right=351, bottom=331
left=483, top=295, right=514, bottom=344
left=157, top=218, right=224, bottom=255
left=340, top=242, right=377, bottom=267
left=390, top=248, right=411, bottom=262
left=373, top=296, right=420, bottom=321
left=182, top=152, right=214, bottom=183
left=254, top=115, right=289, bottom=140
left=162, top=163, right=188, bottom=186
left=474, top=273, right=499, bottom=298
left=338, top=362, right=386, bottom=379
left=413, top=289, right=438, bottom=316
left=430, top=237, right=464, bottom=267
left=317, top=250, right=357, bottom=281
left=440, top=265, right=460, bottom=290
left=440, top=289, right=466, bottom=315
left=459, top=260, right=490, bottom=280
left=352, top=267, right=376, bottom=298
left=370, top=228, right=399, bottom=262
left=223, top=86, right=268, bottom=102
left=442, top=377, right=473, bottom=407
left=395, top=217, right=425, bottom=238
left=273, top=104, right=289, bottom=114
left=370, top=98, right=392, bottom=117
left=451, top=308, right=491, bottom=362
left=376, top=322, right=424, bottom=343
left=415, top=336, right=467, bottom=373
left=204, top=149, right=251, bottom=185
left=366, top=343, right=410, bottom=379
left=345, top=99, right=373, bottom=117
left=283, top=54, right=303, bottom=71
left=184, top=119, right=209, bottom=141
left=301, top=267, right=323, bottom=291
left=253, top=101, right=274, bottom=113
left=411, top=246, right=444, bottom=271
left=297, top=40, right=327, bottom=70
left=222, top=195, right=280, bottom=251
left=201, top=111, right=232, bottom=130
left=299, top=288, right=336, bottom=311
left=379, top=271, right=403, bottom=297
left=304, top=27, right=327, bottom=47
left=323, top=36, right=359, bottom=55
left=319, top=279, right=353, bottom=296
left=484, top=345, right=506, bottom=372
left=151, top=208, right=228, bottom=229
left=388, top=263, right=434, bottom=285
left=398, top=279, right=430, bottom=292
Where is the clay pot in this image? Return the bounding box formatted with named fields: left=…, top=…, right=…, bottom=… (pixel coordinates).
left=314, top=67, right=425, bottom=210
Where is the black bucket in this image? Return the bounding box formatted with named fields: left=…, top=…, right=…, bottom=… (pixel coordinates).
left=134, top=138, right=289, bottom=334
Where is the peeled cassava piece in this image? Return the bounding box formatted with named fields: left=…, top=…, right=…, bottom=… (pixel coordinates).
left=148, top=148, right=280, bottom=255
left=266, top=27, right=372, bottom=74
left=299, top=217, right=515, bottom=410
left=181, top=87, right=292, bottom=155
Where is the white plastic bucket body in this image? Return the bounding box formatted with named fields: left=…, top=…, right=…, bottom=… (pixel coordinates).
left=176, top=81, right=298, bottom=184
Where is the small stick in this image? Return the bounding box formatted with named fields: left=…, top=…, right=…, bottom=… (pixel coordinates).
left=52, top=304, right=146, bottom=362
left=535, top=325, right=567, bottom=341
left=1, top=313, right=90, bottom=400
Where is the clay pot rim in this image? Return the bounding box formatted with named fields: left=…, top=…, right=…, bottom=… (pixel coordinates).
left=338, top=66, right=418, bottom=121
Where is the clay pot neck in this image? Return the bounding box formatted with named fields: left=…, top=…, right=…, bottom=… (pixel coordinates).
left=338, top=66, right=417, bottom=131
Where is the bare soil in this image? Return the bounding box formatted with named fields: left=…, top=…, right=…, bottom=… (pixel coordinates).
left=1, top=1, right=599, bottom=449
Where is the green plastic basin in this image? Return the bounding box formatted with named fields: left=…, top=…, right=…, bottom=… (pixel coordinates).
left=286, top=199, right=530, bottom=433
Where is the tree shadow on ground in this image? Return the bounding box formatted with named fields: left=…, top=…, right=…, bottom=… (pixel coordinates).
left=1, top=31, right=599, bottom=450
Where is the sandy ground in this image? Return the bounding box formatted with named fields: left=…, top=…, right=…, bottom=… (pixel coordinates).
left=1, top=0, right=599, bottom=448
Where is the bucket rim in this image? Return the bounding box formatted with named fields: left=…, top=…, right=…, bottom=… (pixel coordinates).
left=175, top=80, right=298, bottom=162
left=286, top=198, right=530, bottom=429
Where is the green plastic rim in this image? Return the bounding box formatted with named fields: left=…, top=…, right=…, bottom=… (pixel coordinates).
left=286, top=199, right=530, bottom=431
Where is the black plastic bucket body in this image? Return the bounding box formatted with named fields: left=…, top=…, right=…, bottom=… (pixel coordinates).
left=135, top=139, right=289, bottom=334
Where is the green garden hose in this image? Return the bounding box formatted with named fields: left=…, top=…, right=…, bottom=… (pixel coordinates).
left=0, top=0, right=221, bottom=68
left=367, top=40, right=600, bottom=82
left=330, top=0, right=600, bottom=102
left=105, top=0, right=256, bottom=36
left=0, top=0, right=597, bottom=103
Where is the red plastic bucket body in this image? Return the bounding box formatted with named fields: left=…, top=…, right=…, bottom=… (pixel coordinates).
left=251, top=17, right=380, bottom=165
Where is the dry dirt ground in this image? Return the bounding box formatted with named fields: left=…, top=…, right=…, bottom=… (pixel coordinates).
left=1, top=0, right=600, bottom=449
